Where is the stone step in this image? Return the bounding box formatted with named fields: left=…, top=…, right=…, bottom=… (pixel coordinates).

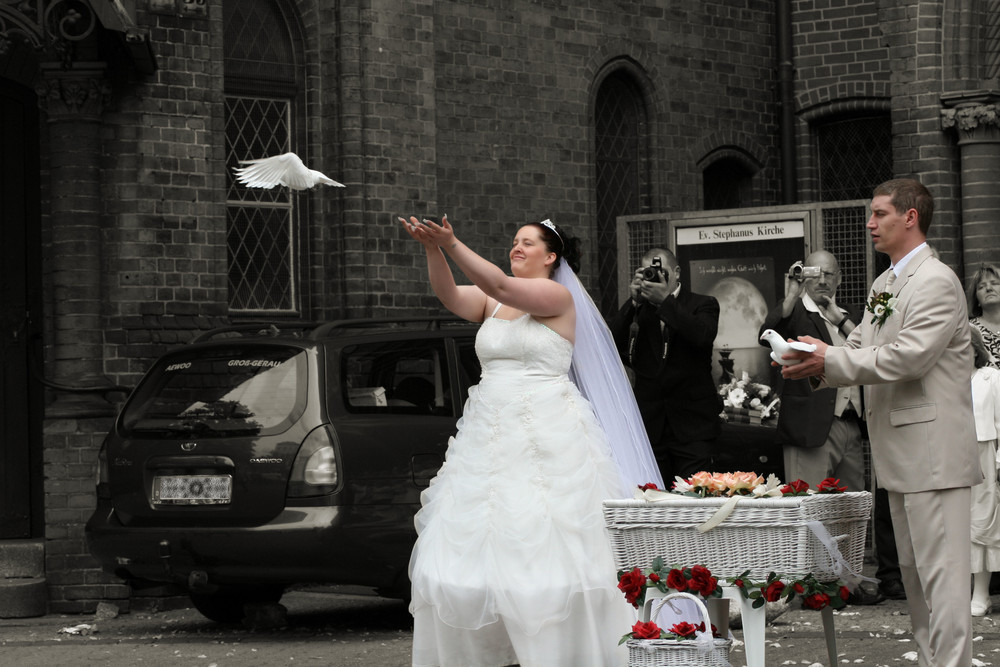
left=0, top=539, right=45, bottom=578
left=0, top=577, right=48, bottom=618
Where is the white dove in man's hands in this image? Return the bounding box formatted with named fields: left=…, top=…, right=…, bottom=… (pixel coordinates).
left=760, top=329, right=816, bottom=366
left=233, top=152, right=344, bottom=190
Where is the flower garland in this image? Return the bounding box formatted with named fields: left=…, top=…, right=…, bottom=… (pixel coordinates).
left=727, top=570, right=850, bottom=611
left=617, top=556, right=722, bottom=609
left=866, top=290, right=898, bottom=329
left=617, top=558, right=724, bottom=644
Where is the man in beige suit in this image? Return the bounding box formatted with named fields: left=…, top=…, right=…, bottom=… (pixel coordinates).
left=783, top=178, right=981, bottom=667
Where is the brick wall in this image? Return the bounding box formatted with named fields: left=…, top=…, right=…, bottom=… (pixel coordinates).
left=358, top=0, right=782, bottom=312
left=43, top=417, right=125, bottom=613
left=100, top=4, right=227, bottom=388
left=790, top=0, right=892, bottom=200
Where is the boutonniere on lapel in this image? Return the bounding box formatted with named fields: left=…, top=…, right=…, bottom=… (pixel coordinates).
left=865, top=291, right=899, bottom=329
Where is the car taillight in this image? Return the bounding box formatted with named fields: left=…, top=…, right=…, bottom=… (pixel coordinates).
left=287, top=425, right=339, bottom=497
left=96, top=441, right=111, bottom=500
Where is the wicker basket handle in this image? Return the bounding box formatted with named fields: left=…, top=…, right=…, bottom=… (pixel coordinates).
left=648, top=591, right=713, bottom=635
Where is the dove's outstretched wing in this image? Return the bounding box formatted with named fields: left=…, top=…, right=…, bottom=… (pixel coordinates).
left=233, top=152, right=344, bottom=190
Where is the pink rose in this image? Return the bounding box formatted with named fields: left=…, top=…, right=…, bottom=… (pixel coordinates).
left=727, top=471, right=762, bottom=495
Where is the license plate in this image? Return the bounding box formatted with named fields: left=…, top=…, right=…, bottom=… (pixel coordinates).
left=153, top=475, right=232, bottom=505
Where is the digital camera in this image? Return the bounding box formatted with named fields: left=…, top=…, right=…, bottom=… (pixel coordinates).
left=641, top=257, right=663, bottom=282
left=788, top=261, right=821, bottom=281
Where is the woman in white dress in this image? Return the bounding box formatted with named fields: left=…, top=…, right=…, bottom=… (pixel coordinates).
left=969, top=326, right=1000, bottom=616
left=398, top=214, right=662, bottom=667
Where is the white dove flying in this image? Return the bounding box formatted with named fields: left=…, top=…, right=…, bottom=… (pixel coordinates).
left=760, top=329, right=817, bottom=366
left=233, top=152, right=344, bottom=190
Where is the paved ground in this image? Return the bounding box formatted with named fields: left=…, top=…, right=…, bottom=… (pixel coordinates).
left=0, top=588, right=998, bottom=666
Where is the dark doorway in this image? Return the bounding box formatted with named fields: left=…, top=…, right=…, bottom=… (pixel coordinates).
left=0, top=76, right=44, bottom=538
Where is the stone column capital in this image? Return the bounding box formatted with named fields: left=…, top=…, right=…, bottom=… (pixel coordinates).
left=36, top=63, right=110, bottom=120
left=941, top=103, right=1000, bottom=144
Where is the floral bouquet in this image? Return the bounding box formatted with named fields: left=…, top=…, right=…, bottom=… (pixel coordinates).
left=718, top=371, right=779, bottom=420
left=633, top=474, right=851, bottom=499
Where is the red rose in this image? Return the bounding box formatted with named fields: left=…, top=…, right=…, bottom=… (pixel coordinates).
left=793, top=582, right=805, bottom=594
left=666, top=568, right=689, bottom=591
left=710, top=623, right=720, bottom=638
left=763, top=580, right=785, bottom=602
left=669, top=621, right=699, bottom=638
left=839, top=586, right=851, bottom=601
left=817, top=477, right=847, bottom=493
left=639, top=482, right=659, bottom=491
left=781, top=479, right=810, bottom=495
left=631, top=620, right=662, bottom=640
left=689, top=565, right=718, bottom=597
left=733, top=578, right=746, bottom=589
left=802, top=592, right=831, bottom=610
left=649, top=573, right=660, bottom=583
left=618, top=568, right=647, bottom=607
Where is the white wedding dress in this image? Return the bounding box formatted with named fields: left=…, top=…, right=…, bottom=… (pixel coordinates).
left=409, top=310, right=633, bottom=667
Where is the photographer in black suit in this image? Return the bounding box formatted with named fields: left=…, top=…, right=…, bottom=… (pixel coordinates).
left=609, top=248, right=722, bottom=484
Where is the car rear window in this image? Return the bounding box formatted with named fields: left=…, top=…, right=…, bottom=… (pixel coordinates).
left=120, top=345, right=308, bottom=437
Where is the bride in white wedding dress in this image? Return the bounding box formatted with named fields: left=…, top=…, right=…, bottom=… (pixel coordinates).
left=398, top=214, right=663, bottom=667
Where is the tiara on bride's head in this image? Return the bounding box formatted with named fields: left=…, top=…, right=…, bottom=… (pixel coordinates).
left=538, top=218, right=561, bottom=242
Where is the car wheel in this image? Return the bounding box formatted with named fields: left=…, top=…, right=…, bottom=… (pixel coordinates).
left=189, top=585, right=284, bottom=624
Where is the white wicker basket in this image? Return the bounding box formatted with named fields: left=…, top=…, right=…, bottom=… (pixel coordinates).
left=604, top=491, right=871, bottom=581
left=628, top=592, right=732, bottom=667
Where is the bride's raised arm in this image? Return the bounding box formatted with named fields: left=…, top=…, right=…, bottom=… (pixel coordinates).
left=402, top=214, right=571, bottom=318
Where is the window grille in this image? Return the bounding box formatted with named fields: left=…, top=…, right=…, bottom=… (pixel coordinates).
left=817, top=115, right=892, bottom=202
left=224, top=0, right=300, bottom=315
left=821, top=202, right=873, bottom=306
left=596, top=73, right=646, bottom=316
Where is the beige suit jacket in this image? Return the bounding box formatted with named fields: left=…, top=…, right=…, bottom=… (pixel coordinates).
left=823, top=246, right=982, bottom=493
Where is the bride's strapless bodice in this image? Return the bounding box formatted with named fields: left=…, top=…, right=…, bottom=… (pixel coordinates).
left=475, top=314, right=572, bottom=385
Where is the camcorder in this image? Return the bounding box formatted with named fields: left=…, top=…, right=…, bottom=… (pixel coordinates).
left=787, top=260, right=821, bottom=281
left=641, top=257, right=663, bottom=282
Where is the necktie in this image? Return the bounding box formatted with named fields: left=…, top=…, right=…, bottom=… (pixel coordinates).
left=885, top=269, right=896, bottom=291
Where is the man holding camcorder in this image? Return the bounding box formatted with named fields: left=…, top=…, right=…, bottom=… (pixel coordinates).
left=758, top=250, right=865, bottom=490
left=608, top=247, right=723, bottom=484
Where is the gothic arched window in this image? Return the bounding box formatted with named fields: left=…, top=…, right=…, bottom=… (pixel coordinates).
left=595, top=71, right=648, bottom=316
left=224, top=0, right=305, bottom=314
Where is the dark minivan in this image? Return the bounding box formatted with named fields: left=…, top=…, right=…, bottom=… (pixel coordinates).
left=86, top=319, right=480, bottom=622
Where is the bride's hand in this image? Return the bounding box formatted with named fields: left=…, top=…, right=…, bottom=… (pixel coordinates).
left=416, top=214, right=456, bottom=248
left=399, top=216, right=438, bottom=249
